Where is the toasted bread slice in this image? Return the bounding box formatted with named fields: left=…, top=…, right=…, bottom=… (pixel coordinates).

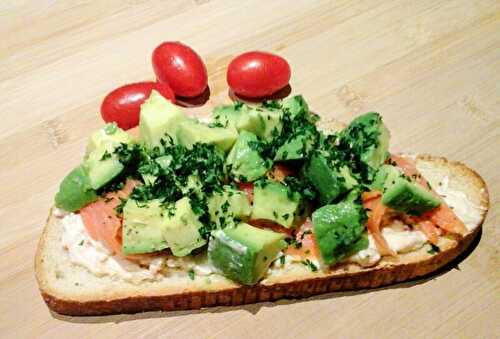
left=35, top=152, right=489, bottom=316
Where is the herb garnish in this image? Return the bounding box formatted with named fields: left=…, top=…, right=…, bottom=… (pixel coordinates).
left=301, top=259, right=318, bottom=272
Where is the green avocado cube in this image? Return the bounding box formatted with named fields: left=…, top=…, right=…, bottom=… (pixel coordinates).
left=162, top=197, right=207, bottom=257
left=281, top=95, right=309, bottom=118
left=139, top=90, right=187, bottom=147
left=226, top=131, right=270, bottom=182
left=54, top=166, right=98, bottom=212
left=212, top=103, right=250, bottom=127
left=305, top=154, right=357, bottom=205
left=83, top=148, right=124, bottom=190
left=236, top=108, right=282, bottom=141
left=85, top=123, right=132, bottom=157
left=208, top=223, right=287, bottom=285
left=122, top=199, right=169, bottom=255
left=176, top=119, right=238, bottom=153
left=339, top=112, right=390, bottom=173
left=251, top=181, right=301, bottom=228
left=382, top=178, right=440, bottom=215
left=208, top=186, right=252, bottom=228
left=274, top=131, right=316, bottom=161
left=312, top=201, right=367, bottom=265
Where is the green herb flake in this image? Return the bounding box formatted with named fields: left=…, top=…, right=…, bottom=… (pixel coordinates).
left=188, top=269, right=195, bottom=280
left=427, top=244, right=440, bottom=255
left=301, top=259, right=318, bottom=272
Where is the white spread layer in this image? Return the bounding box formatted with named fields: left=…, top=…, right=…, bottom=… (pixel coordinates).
left=347, top=227, right=427, bottom=267
left=434, top=176, right=485, bottom=231
left=58, top=176, right=482, bottom=281
left=60, top=213, right=165, bottom=284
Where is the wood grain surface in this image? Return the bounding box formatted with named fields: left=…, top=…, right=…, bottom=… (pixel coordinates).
left=1, top=1, right=499, bottom=338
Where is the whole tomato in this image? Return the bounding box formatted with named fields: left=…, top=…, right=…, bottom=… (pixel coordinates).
left=152, top=41, right=208, bottom=97
left=227, top=51, right=291, bottom=98
left=100, top=82, right=175, bottom=130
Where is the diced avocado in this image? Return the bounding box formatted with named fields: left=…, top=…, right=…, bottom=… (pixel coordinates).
left=251, top=181, right=301, bottom=228
left=382, top=178, right=440, bottom=215
left=141, top=155, right=173, bottom=185
left=139, top=90, right=187, bottom=147
left=83, top=149, right=124, bottom=189
left=370, top=164, right=401, bottom=191
left=312, top=201, right=367, bottom=265
left=212, top=103, right=250, bottom=127
left=281, top=95, right=309, bottom=118
left=237, top=108, right=283, bottom=141
left=155, top=155, right=173, bottom=169
left=274, top=130, right=316, bottom=161
left=162, top=197, right=207, bottom=256
left=54, top=166, right=98, bottom=212
left=85, top=123, right=132, bottom=157
left=208, top=186, right=252, bottom=228
left=226, top=131, right=270, bottom=181
left=180, top=175, right=203, bottom=196
left=304, top=154, right=357, bottom=205
left=176, top=119, right=238, bottom=152
left=339, top=112, right=390, bottom=175
left=122, top=199, right=169, bottom=255
left=83, top=123, right=133, bottom=189
left=208, top=223, right=287, bottom=285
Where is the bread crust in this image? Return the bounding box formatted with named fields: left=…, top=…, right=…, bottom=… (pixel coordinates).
left=35, top=154, right=489, bottom=316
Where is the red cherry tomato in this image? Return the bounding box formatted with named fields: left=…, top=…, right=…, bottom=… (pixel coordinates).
left=100, top=82, right=175, bottom=130
left=152, top=41, right=208, bottom=98
left=227, top=51, right=291, bottom=98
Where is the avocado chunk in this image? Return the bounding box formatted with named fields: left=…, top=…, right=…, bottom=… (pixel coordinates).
left=370, top=164, right=400, bottom=191
left=382, top=177, right=440, bottom=215
left=274, top=129, right=316, bottom=161
left=281, top=95, right=309, bottom=118
left=208, top=223, right=287, bottom=285
left=54, top=166, right=98, bottom=212
left=82, top=123, right=133, bottom=189
left=312, top=201, right=367, bottom=265
left=83, top=149, right=124, bottom=190
left=305, top=154, right=357, bottom=205
left=226, top=131, right=270, bottom=182
left=85, top=123, right=132, bottom=157
left=237, top=108, right=283, bottom=141
left=176, top=119, right=238, bottom=153
left=139, top=90, right=187, bottom=147
left=251, top=181, right=301, bottom=228
left=122, top=199, right=169, bottom=255
left=162, top=197, right=207, bottom=257
left=338, top=112, right=390, bottom=176
left=212, top=102, right=250, bottom=127
left=208, top=186, right=252, bottom=228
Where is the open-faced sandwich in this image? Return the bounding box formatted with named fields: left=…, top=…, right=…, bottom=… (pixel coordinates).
left=36, top=43, right=489, bottom=316
left=36, top=91, right=489, bottom=315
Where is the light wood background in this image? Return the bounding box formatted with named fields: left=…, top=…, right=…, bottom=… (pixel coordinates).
left=1, top=1, right=499, bottom=338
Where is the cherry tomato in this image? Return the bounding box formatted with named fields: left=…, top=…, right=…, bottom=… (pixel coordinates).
left=227, top=51, right=291, bottom=98
left=100, top=82, right=175, bottom=130
left=152, top=41, right=208, bottom=98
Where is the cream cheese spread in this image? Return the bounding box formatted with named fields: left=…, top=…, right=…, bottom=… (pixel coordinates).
left=434, top=176, right=484, bottom=231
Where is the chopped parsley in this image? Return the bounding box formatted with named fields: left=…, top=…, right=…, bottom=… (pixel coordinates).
left=301, top=259, right=318, bottom=272
left=427, top=244, right=440, bottom=255
left=188, top=269, right=195, bottom=280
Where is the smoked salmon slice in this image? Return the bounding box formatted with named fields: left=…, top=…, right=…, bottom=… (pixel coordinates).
left=80, top=179, right=138, bottom=256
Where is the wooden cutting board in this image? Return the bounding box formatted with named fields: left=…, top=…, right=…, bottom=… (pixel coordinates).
left=1, top=1, right=499, bottom=338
